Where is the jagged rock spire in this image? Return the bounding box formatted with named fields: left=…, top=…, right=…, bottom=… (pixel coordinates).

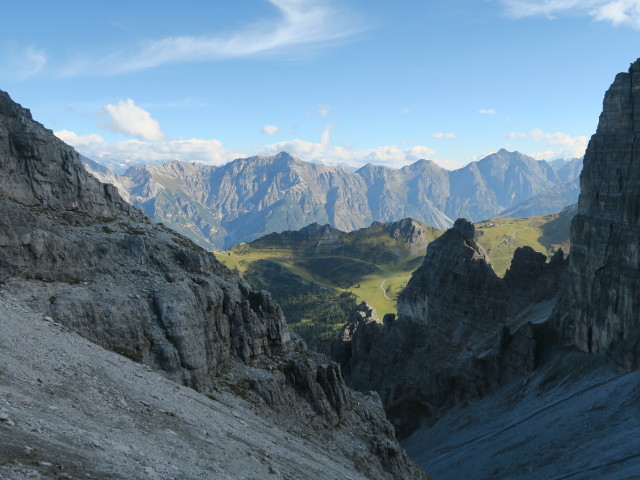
left=558, top=59, right=640, bottom=369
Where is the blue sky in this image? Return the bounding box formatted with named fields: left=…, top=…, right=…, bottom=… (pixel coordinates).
left=2, top=0, right=640, bottom=171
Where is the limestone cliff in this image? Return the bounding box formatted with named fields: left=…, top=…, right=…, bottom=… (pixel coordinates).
left=0, top=90, right=427, bottom=479
left=557, top=59, right=640, bottom=370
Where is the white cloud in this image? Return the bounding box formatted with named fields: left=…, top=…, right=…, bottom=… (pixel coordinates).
left=317, top=104, right=331, bottom=117
left=55, top=130, right=105, bottom=148
left=501, top=0, right=590, bottom=17
left=478, top=109, right=497, bottom=115
left=320, top=123, right=333, bottom=145
left=592, top=0, right=640, bottom=28
left=102, top=99, right=165, bottom=141
left=60, top=0, right=365, bottom=76
left=430, top=132, right=459, bottom=139
left=54, top=129, right=241, bottom=172
left=500, top=0, right=640, bottom=28
left=505, top=128, right=588, bottom=158
left=261, top=125, right=280, bottom=135
left=400, top=108, right=411, bottom=114
left=256, top=138, right=440, bottom=169
left=56, top=126, right=464, bottom=171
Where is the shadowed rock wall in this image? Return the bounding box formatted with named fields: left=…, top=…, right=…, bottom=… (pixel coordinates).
left=557, top=60, right=640, bottom=370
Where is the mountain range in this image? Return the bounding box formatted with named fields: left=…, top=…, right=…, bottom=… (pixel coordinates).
left=83, top=151, right=582, bottom=250
left=2, top=52, right=640, bottom=480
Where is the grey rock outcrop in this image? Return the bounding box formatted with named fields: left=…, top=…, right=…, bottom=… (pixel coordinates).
left=0, top=90, right=427, bottom=479
left=0, top=94, right=140, bottom=221
left=397, top=218, right=506, bottom=348
left=329, top=60, right=640, bottom=478
left=329, top=302, right=383, bottom=377
left=557, top=59, right=640, bottom=370
left=383, top=217, right=434, bottom=254
left=334, top=219, right=565, bottom=437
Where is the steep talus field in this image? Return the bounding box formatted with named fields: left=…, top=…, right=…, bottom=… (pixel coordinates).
left=83, top=148, right=576, bottom=250
left=0, top=293, right=411, bottom=480
left=0, top=90, right=427, bottom=480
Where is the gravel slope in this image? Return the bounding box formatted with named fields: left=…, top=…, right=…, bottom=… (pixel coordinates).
left=0, top=291, right=373, bottom=480
left=403, top=349, right=640, bottom=480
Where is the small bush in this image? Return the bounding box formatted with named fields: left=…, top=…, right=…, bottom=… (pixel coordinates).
left=112, top=346, right=143, bottom=363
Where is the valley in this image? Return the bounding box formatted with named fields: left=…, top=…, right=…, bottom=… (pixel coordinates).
left=217, top=209, right=574, bottom=348
left=2, top=28, right=640, bottom=478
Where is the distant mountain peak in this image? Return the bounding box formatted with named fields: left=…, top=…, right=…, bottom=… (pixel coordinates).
left=83, top=146, right=567, bottom=249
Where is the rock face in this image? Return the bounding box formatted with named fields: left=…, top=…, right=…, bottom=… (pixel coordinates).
left=0, top=90, right=427, bottom=479
left=0, top=97, right=140, bottom=221
left=83, top=148, right=565, bottom=249
left=557, top=59, right=640, bottom=370
left=329, top=302, right=384, bottom=377
left=334, top=219, right=565, bottom=436
left=397, top=218, right=506, bottom=351
left=383, top=217, right=435, bottom=254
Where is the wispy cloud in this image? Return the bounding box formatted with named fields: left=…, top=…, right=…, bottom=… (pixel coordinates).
left=478, top=109, right=497, bottom=115
left=101, top=99, right=165, bottom=141
left=320, top=123, right=333, bottom=145
left=505, top=128, right=587, bottom=158
left=60, top=0, right=365, bottom=76
left=261, top=125, right=280, bottom=135
left=500, top=0, right=640, bottom=28
left=430, top=132, right=459, bottom=139
left=317, top=104, right=332, bottom=117
left=55, top=129, right=241, bottom=172
left=8, top=46, right=48, bottom=80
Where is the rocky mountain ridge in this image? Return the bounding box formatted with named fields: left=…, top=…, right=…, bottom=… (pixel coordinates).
left=248, top=217, right=440, bottom=261
left=83, top=148, right=572, bottom=249
left=0, top=89, right=427, bottom=479
left=331, top=219, right=566, bottom=436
